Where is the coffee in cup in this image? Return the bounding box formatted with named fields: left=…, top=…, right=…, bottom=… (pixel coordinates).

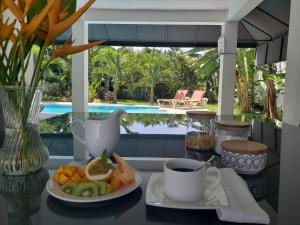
left=164, top=158, right=221, bottom=202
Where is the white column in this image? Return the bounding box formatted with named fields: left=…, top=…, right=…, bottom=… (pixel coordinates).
left=282, top=0, right=300, bottom=126
left=71, top=16, right=89, bottom=161
left=217, top=22, right=238, bottom=118
left=278, top=1, right=300, bottom=224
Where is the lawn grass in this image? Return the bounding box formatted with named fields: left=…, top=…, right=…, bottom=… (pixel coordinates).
left=202, top=102, right=264, bottom=120
left=202, top=103, right=218, bottom=112
left=42, top=96, right=68, bottom=102
left=117, top=99, right=156, bottom=105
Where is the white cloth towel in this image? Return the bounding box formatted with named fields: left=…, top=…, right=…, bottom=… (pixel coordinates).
left=216, top=168, right=270, bottom=224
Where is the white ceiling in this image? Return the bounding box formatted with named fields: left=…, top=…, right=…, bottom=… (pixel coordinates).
left=81, top=0, right=233, bottom=10
left=78, top=0, right=263, bottom=24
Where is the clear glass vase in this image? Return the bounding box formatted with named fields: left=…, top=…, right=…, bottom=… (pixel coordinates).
left=0, top=168, right=49, bottom=225
left=0, top=86, right=49, bottom=175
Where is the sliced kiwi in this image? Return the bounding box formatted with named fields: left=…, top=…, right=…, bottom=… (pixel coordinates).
left=61, top=183, right=78, bottom=195
left=94, top=181, right=107, bottom=196
left=73, top=183, right=98, bottom=197
left=94, top=181, right=111, bottom=196
left=106, top=183, right=112, bottom=194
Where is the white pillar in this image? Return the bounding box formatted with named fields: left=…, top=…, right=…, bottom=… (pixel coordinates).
left=71, top=16, right=89, bottom=161
left=217, top=22, right=238, bottom=118
left=282, top=1, right=300, bottom=126
left=278, top=0, right=300, bottom=224
left=72, top=17, right=89, bottom=114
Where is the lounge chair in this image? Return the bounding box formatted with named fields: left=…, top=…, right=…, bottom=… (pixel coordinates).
left=157, top=90, right=188, bottom=108
left=177, top=90, right=206, bottom=108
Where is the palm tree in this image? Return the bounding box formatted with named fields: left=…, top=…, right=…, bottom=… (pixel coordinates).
left=42, top=58, right=71, bottom=98
left=236, top=48, right=256, bottom=113
left=166, top=48, right=201, bottom=96
left=89, top=47, right=131, bottom=101
left=138, top=49, right=172, bottom=104
left=194, top=49, right=220, bottom=102
left=256, top=65, right=285, bottom=119
left=33, top=45, right=71, bottom=99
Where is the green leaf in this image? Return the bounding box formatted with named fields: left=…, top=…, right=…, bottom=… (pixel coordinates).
left=100, top=149, right=108, bottom=166
left=100, top=149, right=115, bottom=170
left=106, top=163, right=115, bottom=170
left=28, top=0, right=77, bottom=21
left=25, top=0, right=76, bottom=46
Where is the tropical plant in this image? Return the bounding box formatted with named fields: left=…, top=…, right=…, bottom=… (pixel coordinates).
left=194, top=49, right=219, bottom=102
left=39, top=44, right=285, bottom=122
left=43, top=59, right=71, bottom=98
left=0, top=0, right=102, bottom=174
left=256, top=65, right=285, bottom=119
left=0, top=0, right=102, bottom=121
left=235, top=48, right=256, bottom=113
left=89, top=47, right=133, bottom=101
left=138, top=49, right=172, bottom=104
left=167, top=48, right=201, bottom=94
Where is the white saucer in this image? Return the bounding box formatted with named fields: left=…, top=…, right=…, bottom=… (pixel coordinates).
left=146, top=173, right=228, bottom=210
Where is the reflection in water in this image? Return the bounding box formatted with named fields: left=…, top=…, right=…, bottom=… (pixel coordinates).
left=39, top=112, right=270, bottom=135
left=40, top=113, right=187, bottom=134
left=47, top=187, right=142, bottom=220
left=0, top=169, right=49, bottom=225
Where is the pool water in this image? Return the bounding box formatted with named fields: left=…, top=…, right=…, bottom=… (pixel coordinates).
left=42, top=103, right=167, bottom=114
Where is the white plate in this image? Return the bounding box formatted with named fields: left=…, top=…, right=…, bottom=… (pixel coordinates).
left=46, top=169, right=142, bottom=203
left=146, top=173, right=228, bottom=210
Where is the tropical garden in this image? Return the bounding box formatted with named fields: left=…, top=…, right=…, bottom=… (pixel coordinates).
left=38, top=46, right=285, bottom=121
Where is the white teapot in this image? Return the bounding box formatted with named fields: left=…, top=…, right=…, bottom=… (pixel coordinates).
left=70, top=110, right=126, bottom=157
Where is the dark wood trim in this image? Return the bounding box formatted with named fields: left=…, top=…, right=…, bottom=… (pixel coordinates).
left=54, top=39, right=258, bottom=48
left=194, top=26, right=199, bottom=47
left=240, top=21, right=256, bottom=41
left=166, top=25, right=169, bottom=48
left=256, top=7, right=289, bottom=28
left=242, top=18, right=273, bottom=40
left=136, top=25, right=139, bottom=46
left=256, top=32, right=288, bottom=47
left=265, top=42, right=269, bottom=64
left=279, top=36, right=284, bottom=62
left=103, top=24, right=110, bottom=45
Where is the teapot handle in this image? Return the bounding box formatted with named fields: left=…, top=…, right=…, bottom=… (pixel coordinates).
left=70, top=119, right=86, bottom=145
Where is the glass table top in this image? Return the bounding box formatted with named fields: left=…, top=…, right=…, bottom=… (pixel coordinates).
left=0, top=151, right=280, bottom=225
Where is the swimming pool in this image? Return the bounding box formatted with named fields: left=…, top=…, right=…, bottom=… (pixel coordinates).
left=41, top=103, right=167, bottom=114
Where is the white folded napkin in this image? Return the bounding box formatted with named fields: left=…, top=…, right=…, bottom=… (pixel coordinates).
left=216, top=168, right=270, bottom=224
left=204, top=169, right=228, bottom=207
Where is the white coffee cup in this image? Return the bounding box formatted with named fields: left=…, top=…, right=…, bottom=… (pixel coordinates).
left=164, top=158, right=221, bottom=202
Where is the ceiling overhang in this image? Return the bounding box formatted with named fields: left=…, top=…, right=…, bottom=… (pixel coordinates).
left=58, top=0, right=291, bottom=64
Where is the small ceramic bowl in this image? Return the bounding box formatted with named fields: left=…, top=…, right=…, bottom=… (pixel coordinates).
left=221, top=140, right=268, bottom=175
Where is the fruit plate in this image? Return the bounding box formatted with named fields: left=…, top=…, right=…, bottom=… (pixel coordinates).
left=46, top=169, right=142, bottom=203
